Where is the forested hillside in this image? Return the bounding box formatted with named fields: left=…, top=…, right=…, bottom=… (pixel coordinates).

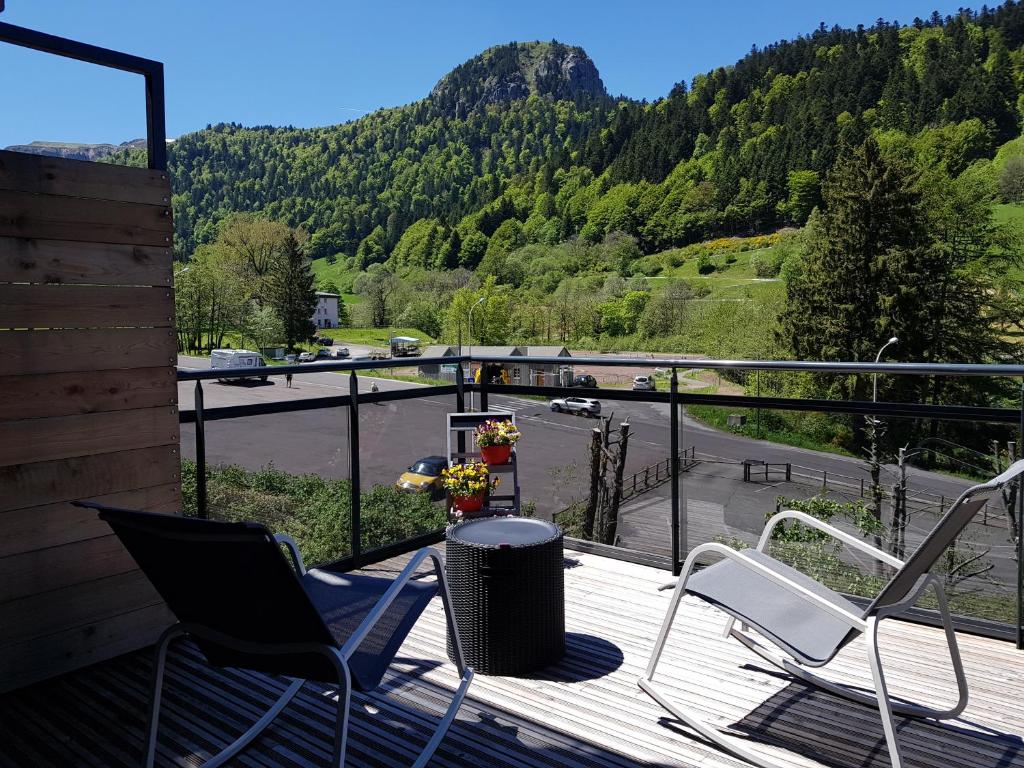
left=121, top=5, right=1024, bottom=268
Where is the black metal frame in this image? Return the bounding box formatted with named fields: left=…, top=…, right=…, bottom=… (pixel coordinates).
left=179, top=353, right=1024, bottom=647
left=0, top=21, right=166, bottom=170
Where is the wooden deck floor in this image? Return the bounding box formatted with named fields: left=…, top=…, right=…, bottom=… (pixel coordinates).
left=1, top=548, right=1022, bottom=768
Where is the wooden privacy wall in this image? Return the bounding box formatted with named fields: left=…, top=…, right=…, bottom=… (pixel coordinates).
left=0, top=149, right=179, bottom=692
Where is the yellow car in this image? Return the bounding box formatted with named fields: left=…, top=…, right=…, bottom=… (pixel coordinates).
left=395, top=456, right=447, bottom=498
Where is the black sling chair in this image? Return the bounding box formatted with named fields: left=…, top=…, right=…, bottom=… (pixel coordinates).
left=76, top=502, right=473, bottom=768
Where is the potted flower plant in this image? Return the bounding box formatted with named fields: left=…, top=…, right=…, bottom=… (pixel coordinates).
left=441, top=462, right=500, bottom=514
left=474, top=419, right=521, bottom=465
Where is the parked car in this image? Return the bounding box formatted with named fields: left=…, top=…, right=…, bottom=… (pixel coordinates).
left=568, top=374, right=598, bottom=388
left=314, top=334, right=333, bottom=346
left=210, top=349, right=268, bottom=383
left=297, top=351, right=315, bottom=363
left=368, top=350, right=389, bottom=360
left=632, top=375, right=657, bottom=391
left=549, top=396, right=601, bottom=417
left=330, top=347, right=350, bottom=359
left=395, top=455, right=448, bottom=498
left=315, top=347, right=333, bottom=358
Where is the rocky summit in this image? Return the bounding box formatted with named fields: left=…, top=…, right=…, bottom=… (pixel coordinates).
left=430, top=41, right=607, bottom=118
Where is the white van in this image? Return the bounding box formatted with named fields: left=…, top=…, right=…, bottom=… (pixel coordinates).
left=210, top=349, right=268, bottom=383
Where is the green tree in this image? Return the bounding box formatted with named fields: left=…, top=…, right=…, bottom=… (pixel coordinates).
left=780, top=138, right=930, bottom=383
left=354, top=266, right=399, bottom=328
left=998, top=155, right=1024, bottom=202
left=355, top=225, right=387, bottom=269
left=267, top=234, right=317, bottom=350
left=777, top=170, right=821, bottom=225
left=173, top=245, right=246, bottom=354
left=441, top=276, right=514, bottom=345
left=241, top=304, right=285, bottom=353
left=217, top=214, right=297, bottom=304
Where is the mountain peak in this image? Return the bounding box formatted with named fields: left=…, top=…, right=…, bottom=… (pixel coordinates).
left=430, top=41, right=607, bottom=118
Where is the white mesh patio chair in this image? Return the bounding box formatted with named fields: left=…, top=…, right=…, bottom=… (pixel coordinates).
left=639, top=460, right=1024, bottom=768
left=76, top=502, right=473, bottom=768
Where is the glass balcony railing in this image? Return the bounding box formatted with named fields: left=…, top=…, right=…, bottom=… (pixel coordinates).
left=178, top=355, right=1024, bottom=645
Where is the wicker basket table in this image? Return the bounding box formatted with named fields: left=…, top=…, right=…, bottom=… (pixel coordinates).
left=445, top=517, right=564, bottom=675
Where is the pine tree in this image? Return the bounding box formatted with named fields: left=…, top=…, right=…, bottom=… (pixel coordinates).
left=779, top=137, right=929, bottom=392
left=268, top=234, right=317, bottom=351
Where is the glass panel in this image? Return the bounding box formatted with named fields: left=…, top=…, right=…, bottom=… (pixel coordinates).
left=356, top=386, right=451, bottom=553
left=179, top=369, right=352, bottom=568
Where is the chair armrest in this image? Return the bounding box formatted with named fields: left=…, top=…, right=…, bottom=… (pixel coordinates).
left=759, top=510, right=904, bottom=570
left=339, top=547, right=445, bottom=659
left=274, top=534, right=307, bottom=575
left=681, top=542, right=866, bottom=630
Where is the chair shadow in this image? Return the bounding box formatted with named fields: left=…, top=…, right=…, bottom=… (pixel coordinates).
left=714, top=680, right=1024, bottom=768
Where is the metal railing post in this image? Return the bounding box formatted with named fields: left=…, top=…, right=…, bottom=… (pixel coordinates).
left=671, top=368, right=681, bottom=576
left=455, top=363, right=466, bottom=457
left=755, top=369, right=761, bottom=439
left=349, top=371, right=361, bottom=568
left=479, top=369, right=489, bottom=412
left=194, top=380, right=207, bottom=519
left=1018, top=379, right=1023, bottom=649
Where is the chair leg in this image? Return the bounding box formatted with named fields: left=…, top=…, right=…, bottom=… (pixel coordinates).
left=867, top=617, right=904, bottom=768
left=931, top=577, right=969, bottom=719
left=331, top=661, right=353, bottom=768
left=203, top=678, right=305, bottom=768
left=406, top=551, right=474, bottom=768
left=143, top=625, right=185, bottom=768
left=144, top=624, right=305, bottom=768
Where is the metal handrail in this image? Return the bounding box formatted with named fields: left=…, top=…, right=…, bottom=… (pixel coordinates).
left=0, top=21, right=166, bottom=170
left=183, top=353, right=1024, bottom=380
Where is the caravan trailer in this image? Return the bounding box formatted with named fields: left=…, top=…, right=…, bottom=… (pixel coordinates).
left=210, top=349, right=268, bottom=383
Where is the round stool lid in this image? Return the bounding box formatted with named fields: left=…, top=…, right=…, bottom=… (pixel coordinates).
left=448, top=517, right=560, bottom=547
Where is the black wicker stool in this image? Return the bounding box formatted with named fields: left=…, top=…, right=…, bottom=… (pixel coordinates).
left=445, top=517, right=565, bottom=675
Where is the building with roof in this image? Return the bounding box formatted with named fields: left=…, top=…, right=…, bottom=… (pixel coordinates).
left=312, top=292, right=339, bottom=329
left=522, top=346, right=573, bottom=385
left=416, top=345, right=458, bottom=379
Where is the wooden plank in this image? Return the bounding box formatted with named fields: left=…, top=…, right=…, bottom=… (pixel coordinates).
left=0, top=534, right=140, bottom=604
left=0, top=149, right=170, bottom=206
left=0, top=569, right=164, bottom=647
left=0, top=445, right=180, bottom=513
left=0, top=406, right=178, bottom=467
left=0, top=483, right=180, bottom=558
left=0, top=603, right=173, bottom=694
left=0, top=327, right=176, bottom=376
left=0, top=237, right=172, bottom=286
left=0, top=189, right=171, bottom=247
left=0, top=284, right=174, bottom=329
left=0, top=367, right=176, bottom=422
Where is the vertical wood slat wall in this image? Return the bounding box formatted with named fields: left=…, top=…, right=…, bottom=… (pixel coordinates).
left=0, top=149, right=180, bottom=692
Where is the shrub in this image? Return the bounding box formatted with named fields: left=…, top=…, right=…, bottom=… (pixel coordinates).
left=180, top=459, right=446, bottom=567
left=696, top=253, right=716, bottom=275
left=752, top=251, right=783, bottom=278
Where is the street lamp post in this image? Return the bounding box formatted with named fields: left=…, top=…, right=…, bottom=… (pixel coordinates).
left=873, top=336, right=899, bottom=405
left=867, top=336, right=898, bottom=570
left=468, top=297, right=485, bottom=412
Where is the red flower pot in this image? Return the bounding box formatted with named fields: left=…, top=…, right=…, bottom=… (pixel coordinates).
left=480, top=444, right=512, bottom=465
left=452, top=493, right=485, bottom=514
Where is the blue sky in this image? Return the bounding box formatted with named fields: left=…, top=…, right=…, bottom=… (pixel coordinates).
left=1, top=1, right=968, bottom=147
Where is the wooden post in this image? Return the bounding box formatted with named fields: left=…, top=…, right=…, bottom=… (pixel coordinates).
left=604, top=421, right=631, bottom=545
left=582, top=427, right=602, bottom=540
